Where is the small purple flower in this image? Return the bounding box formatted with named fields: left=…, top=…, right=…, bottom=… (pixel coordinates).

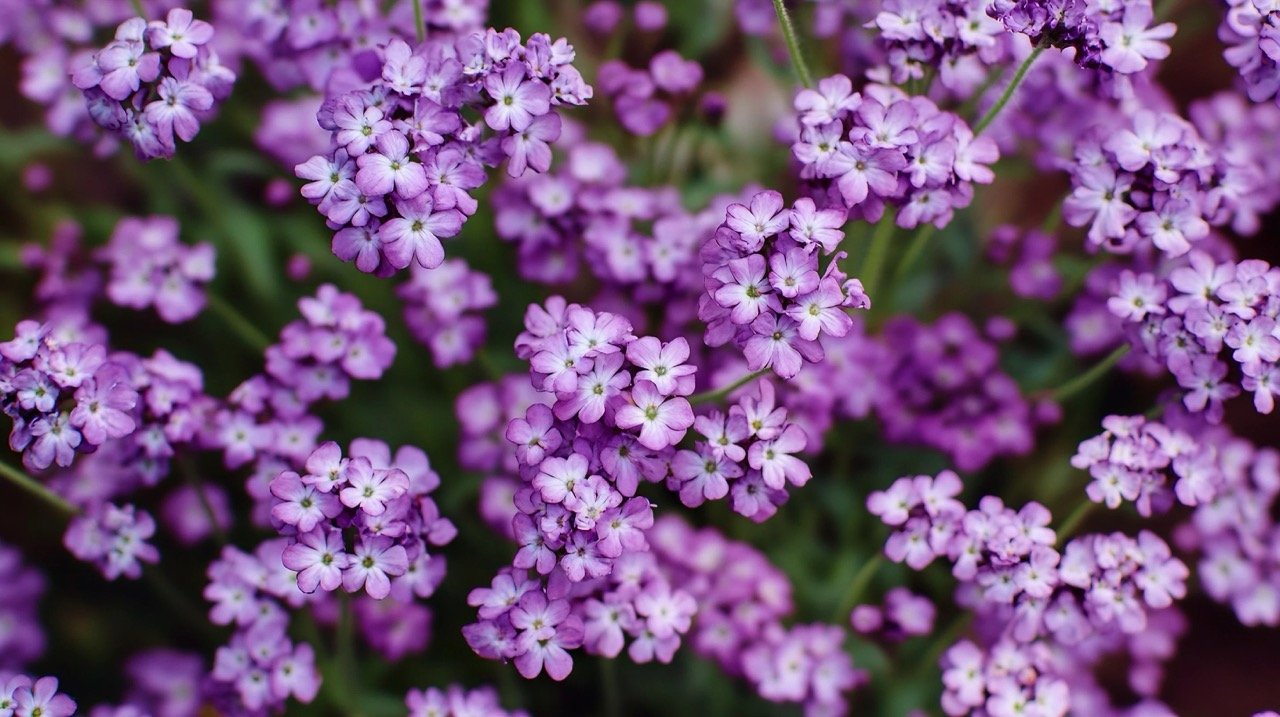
left=614, top=381, right=694, bottom=450
left=282, top=529, right=350, bottom=593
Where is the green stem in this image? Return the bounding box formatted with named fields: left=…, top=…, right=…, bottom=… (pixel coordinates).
left=689, top=368, right=772, bottom=405
left=974, top=44, right=1046, bottom=135
left=0, top=459, right=75, bottom=515
left=599, top=657, right=622, bottom=717
left=129, top=0, right=146, bottom=18
left=832, top=553, right=884, bottom=621
left=891, top=224, right=937, bottom=284
left=771, top=0, right=815, bottom=88
left=1049, top=344, right=1131, bottom=403
left=332, top=595, right=366, bottom=717
left=1056, top=499, right=1095, bottom=540
left=207, top=293, right=272, bottom=352
left=412, top=0, right=426, bottom=42
left=858, top=211, right=897, bottom=302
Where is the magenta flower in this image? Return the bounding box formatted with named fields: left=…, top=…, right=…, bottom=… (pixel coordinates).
left=614, top=381, right=694, bottom=450
left=69, top=374, right=138, bottom=445
left=379, top=194, right=464, bottom=270
left=147, top=8, right=215, bottom=59
left=725, top=190, right=788, bottom=250
left=343, top=536, right=408, bottom=599
left=339, top=460, right=409, bottom=516
left=356, top=131, right=428, bottom=200
left=484, top=64, right=552, bottom=132
left=533, top=454, right=590, bottom=504
left=270, top=471, right=342, bottom=533
left=503, top=112, right=562, bottom=177
left=11, top=676, right=75, bottom=717
left=505, top=403, right=562, bottom=466
left=282, top=529, right=350, bottom=593
left=509, top=592, right=583, bottom=680
left=748, top=424, right=811, bottom=490
left=713, top=254, right=774, bottom=325
left=626, top=337, right=696, bottom=396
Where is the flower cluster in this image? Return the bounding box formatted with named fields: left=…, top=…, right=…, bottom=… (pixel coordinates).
left=598, top=50, right=704, bottom=136
left=869, top=471, right=1189, bottom=640
left=791, top=78, right=999, bottom=228
left=700, top=189, right=867, bottom=379
left=0, top=543, right=45, bottom=671
left=850, top=587, right=936, bottom=639
left=209, top=283, right=396, bottom=518
left=274, top=439, right=455, bottom=601
left=296, top=30, right=591, bottom=276
left=96, top=215, right=215, bottom=323
left=873, top=471, right=1193, bottom=715
left=63, top=502, right=160, bottom=581
left=204, top=540, right=322, bottom=713
left=0, top=675, right=76, bottom=717
left=1219, top=0, right=1280, bottom=106
left=866, top=314, right=1040, bottom=471
left=988, top=0, right=1174, bottom=75
left=71, top=10, right=235, bottom=160
left=406, top=684, right=528, bottom=717
left=1108, top=251, right=1279, bottom=419
left=867, top=0, right=1011, bottom=95
left=1063, top=110, right=1223, bottom=257
left=649, top=517, right=864, bottom=716
left=491, top=133, right=727, bottom=322
left=212, top=0, right=484, bottom=94
left=53, top=349, right=216, bottom=511
left=1072, top=413, right=1228, bottom=515
left=1175, top=422, right=1280, bottom=627
left=397, top=258, right=497, bottom=368
left=940, top=607, right=1187, bottom=716
left=0, top=321, right=138, bottom=472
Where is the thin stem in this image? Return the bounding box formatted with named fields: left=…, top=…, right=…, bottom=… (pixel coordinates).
left=771, top=0, right=815, bottom=88
left=892, top=223, right=937, bottom=283
left=599, top=657, right=622, bottom=717
left=1049, top=344, right=1131, bottom=403
left=0, top=459, right=75, bottom=515
left=412, top=0, right=426, bottom=43
left=974, top=44, right=1046, bottom=135
left=832, top=553, right=884, bottom=621
left=1056, top=499, right=1095, bottom=540
left=129, top=0, right=146, bottom=18
left=178, top=458, right=228, bottom=546
left=331, top=595, right=367, bottom=717
left=689, top=368, right=772, bottom=405
left=858, top=211, right=897, bottom=302
left=207, top=293, right=272, bottom=352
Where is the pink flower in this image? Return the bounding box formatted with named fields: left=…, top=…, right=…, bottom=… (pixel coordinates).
left=614, top=381, right=694, bottom=450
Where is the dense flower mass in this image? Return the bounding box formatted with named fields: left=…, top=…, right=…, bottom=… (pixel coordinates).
left=791, top=77, right=999, bottom=227
left=4, top=0, right=1280, bottom=715
left=71, top=9, right=235, bottom=159
left=296, top=29, right=591, bottom=276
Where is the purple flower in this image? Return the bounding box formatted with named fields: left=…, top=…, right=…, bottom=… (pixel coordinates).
left=148, top=8, right=215, bottom=59
left=343, top=536, right=408, bottom=599
left=356, top=131, right=428, bottom=199
left=614, top=381, right=694, bottom=450
left=725, top=191, right=788, bottom=251
left=626, top=337, right=696, bottom=396
left=282, top=529, right=350, bottom=593
left=485, top=64, right=552, bottom=132
left=379, top=194, right=464, bottom=270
